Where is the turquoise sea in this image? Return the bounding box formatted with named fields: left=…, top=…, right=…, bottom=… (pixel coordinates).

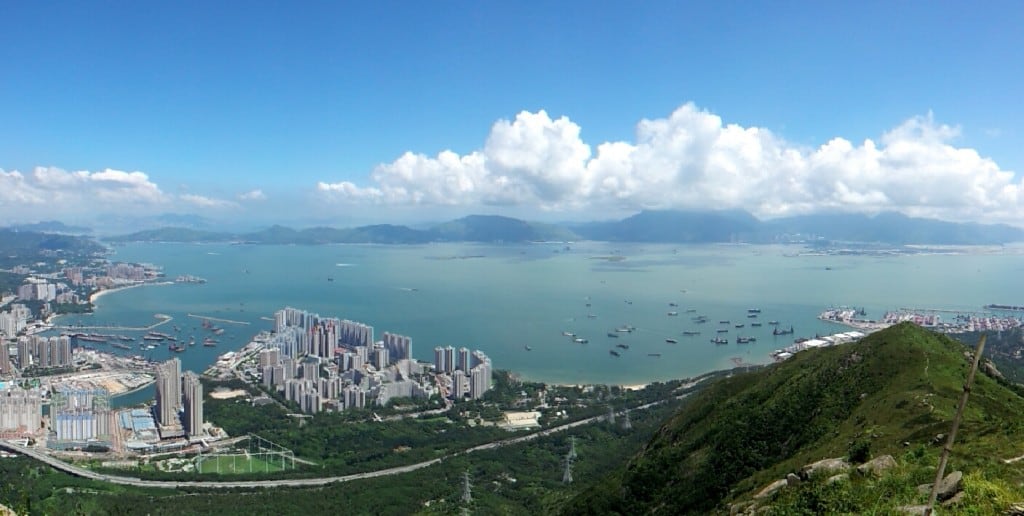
left=53, top=242, right=1024, bottom=406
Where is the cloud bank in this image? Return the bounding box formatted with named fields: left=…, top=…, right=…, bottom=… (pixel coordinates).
left=0, top=166, right=245, bottom=218
left=317, top=103, right=1023, bottom=223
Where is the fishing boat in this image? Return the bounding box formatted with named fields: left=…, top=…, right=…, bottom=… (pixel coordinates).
left=609, top=349, right=621, bottom=357
left=751, top=322, right=762, bottom=327
left=711, top=337, right=728, bottom=344
left=773, top=326, right=795, bottom=335
left=524, top=344, right=532, bottom=351
left=667, top=311, right=679, bottom=316
left=682, top=331, right=701, bottom=336
left=616, top=343, right=630, bottom=349
left=665, top=338, right=678, bottom=344
left=735, top=324, right=745, bottom=328
left=607, top=332, right=619, bottom=338
left=648, top=353, right=662, bottom=357
left=574, top=337, right=589, bottom=344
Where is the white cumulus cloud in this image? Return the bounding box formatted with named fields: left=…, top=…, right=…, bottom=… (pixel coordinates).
left=180, top=194, right=238, bottom=209
left=0, top=166, right=169, bottom=208
left=316, top=104, right=1023, bottom=224
left=238, top=189, right=267, bottom=201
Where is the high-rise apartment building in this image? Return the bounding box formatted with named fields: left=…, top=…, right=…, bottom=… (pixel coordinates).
left=182, top=371, right=203, bottom=438
left=154, top=358, right=182, bottom=430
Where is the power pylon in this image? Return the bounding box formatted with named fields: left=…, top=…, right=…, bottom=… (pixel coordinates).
left=461, top=470, right=473, bottom=504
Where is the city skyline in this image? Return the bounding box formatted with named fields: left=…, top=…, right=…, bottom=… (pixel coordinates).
left=1, top=2, right=1022, bottom=226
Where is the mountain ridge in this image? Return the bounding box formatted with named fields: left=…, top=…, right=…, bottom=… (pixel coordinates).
left=564, top=323, right=1024, bottom=514
left=101, top=210, right=1024, bottom=245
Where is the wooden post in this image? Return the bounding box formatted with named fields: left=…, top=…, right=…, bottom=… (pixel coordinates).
left=925, top=334, right=986, bottom=515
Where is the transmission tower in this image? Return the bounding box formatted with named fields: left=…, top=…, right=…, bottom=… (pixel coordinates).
left=568, top=436, right=577, bottom=460
left=562, top=453, right=573, bottom=484
left=621, top=410, right=632, bottom=431
left=461, top=470, right=473, bottom=504
left=607, top=405, right=616, bottom=426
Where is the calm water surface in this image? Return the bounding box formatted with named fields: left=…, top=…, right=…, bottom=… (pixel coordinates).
left=55, top=242, right=1024, bottom=405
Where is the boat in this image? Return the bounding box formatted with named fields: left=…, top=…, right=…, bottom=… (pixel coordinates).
left=188, top=336, right=196, bottom=346
left=203, top=337, right=219, bottom=346
left=607, top=332, right=619, bottom=338
left=524, top=344, right=532, bottom=351
left=747, top=314, right=758, bottom=318
left=212, top=328, right=225, bottom=335
left=711, top=337, right=728, bottom=344
left=143, top=335, right=164, bottom=341
left=76, top=335, right=108, bottom=343
left=665, top=338, right=678, bottom=344
left=112, top=343, right=131, bottom=350
left=736, top=336, right=754, bottom=344
left=735, top=324, right=745, bottom=328
left=170, top=345, right=185, bottom=353
left=768, top=321, right=779, bottom=325
left=669, top=302, right=678, bottom=307
left=667, top=311, right=678, bottom=316
left=648, top=353, right=662, bottom=357
left=682, top=331, right=701, bottom=336
left=719, top=320, right=730, bottom=324
left=773, top=326, right=795, bottom=335
left=587, top=314, right=597, bottom=319
left=562, top=331, right=575, bottom=337
left=751, top=322, right=762, bottom=327
left=685, top=308, right=696, bottom=313
left=574, top=337, right=589, bottom=344
left=327, top=277, right=334, bottom=282
left=616, top=343, right=630, bottom=349
left=717, top=329, right=729, bottom=333
left=609, top=350, right=621, bottom=357
left=747, top=308, right=761, bottom=313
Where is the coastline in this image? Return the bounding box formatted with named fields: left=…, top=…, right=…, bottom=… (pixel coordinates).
left=89, top=281, right=174, bottom=304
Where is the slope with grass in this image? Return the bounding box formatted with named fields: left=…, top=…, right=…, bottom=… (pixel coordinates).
left=565, top=323, right=1024, bottom=514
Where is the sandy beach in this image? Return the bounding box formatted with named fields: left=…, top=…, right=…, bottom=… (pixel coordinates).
left=89, top=281, right=174, bottom=303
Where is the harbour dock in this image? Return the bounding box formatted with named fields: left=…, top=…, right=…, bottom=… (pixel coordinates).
left=187, top=313, right=251, bottom=325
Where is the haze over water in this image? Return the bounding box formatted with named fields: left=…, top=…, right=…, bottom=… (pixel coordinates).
left=58, top=242, right=1024, bottom=405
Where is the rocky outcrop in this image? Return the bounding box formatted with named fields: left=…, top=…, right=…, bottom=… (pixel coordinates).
left=856, top=454, right=897, bottom=476
left=753, top=479, right=788, bottom=499
left=800, top=457, right=850, bottom=479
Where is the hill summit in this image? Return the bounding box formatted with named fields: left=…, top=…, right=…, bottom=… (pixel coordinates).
left=566, top=323, right=1024, bottom=514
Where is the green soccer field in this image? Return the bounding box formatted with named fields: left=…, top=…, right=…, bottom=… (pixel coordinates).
left=197, top=454, right=292, bottom=474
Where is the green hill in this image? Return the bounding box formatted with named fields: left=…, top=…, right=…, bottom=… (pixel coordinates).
left=565, top=323, right=1024, bottom=514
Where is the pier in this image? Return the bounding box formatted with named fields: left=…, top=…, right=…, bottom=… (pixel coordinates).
left=187, top=313, right=251, bottom=325
left=55, top=314, right=173, bottom=332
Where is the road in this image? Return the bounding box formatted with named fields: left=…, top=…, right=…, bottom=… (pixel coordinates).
left=0, top=391, right=692, bottom=490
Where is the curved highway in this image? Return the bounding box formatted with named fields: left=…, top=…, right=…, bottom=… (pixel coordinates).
left=0, top=392, right=689, bottom=490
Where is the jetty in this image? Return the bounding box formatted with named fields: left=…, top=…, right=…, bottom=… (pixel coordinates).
left=55, top=314, right=173, bottom=332
left=187, top=313, right=251, bottom=325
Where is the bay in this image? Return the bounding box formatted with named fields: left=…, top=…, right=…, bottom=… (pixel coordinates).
left=55, top=242, right=1024, bottom=407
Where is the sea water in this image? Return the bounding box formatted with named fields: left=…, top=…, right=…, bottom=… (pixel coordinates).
left=55, top=242, right=1024, bottom=406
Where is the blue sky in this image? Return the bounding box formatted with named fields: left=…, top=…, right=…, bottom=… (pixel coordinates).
left=1, top=1, right=1022, bottom=226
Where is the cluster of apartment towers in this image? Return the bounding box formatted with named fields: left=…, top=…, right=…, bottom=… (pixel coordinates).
left=0, top=334, right=74, bottom=375
left=255, top=307, right=492, bottom=415
left=153, top=358, right=204, bottom=439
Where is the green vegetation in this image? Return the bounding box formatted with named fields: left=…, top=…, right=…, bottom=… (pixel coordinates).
left=0, top=394, right=686, bottom=515
left=0, top=229, right=105, bottom=269
left=565, top=323, right=1024, bottom=514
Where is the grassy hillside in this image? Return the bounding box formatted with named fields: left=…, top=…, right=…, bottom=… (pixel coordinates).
left=565, top=323, right=1024, bottom=514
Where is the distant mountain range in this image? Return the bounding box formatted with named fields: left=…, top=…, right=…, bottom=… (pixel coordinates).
left=102, top=210, right=1024, bottom=245
left=4, top=220, right=92, bottom=234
